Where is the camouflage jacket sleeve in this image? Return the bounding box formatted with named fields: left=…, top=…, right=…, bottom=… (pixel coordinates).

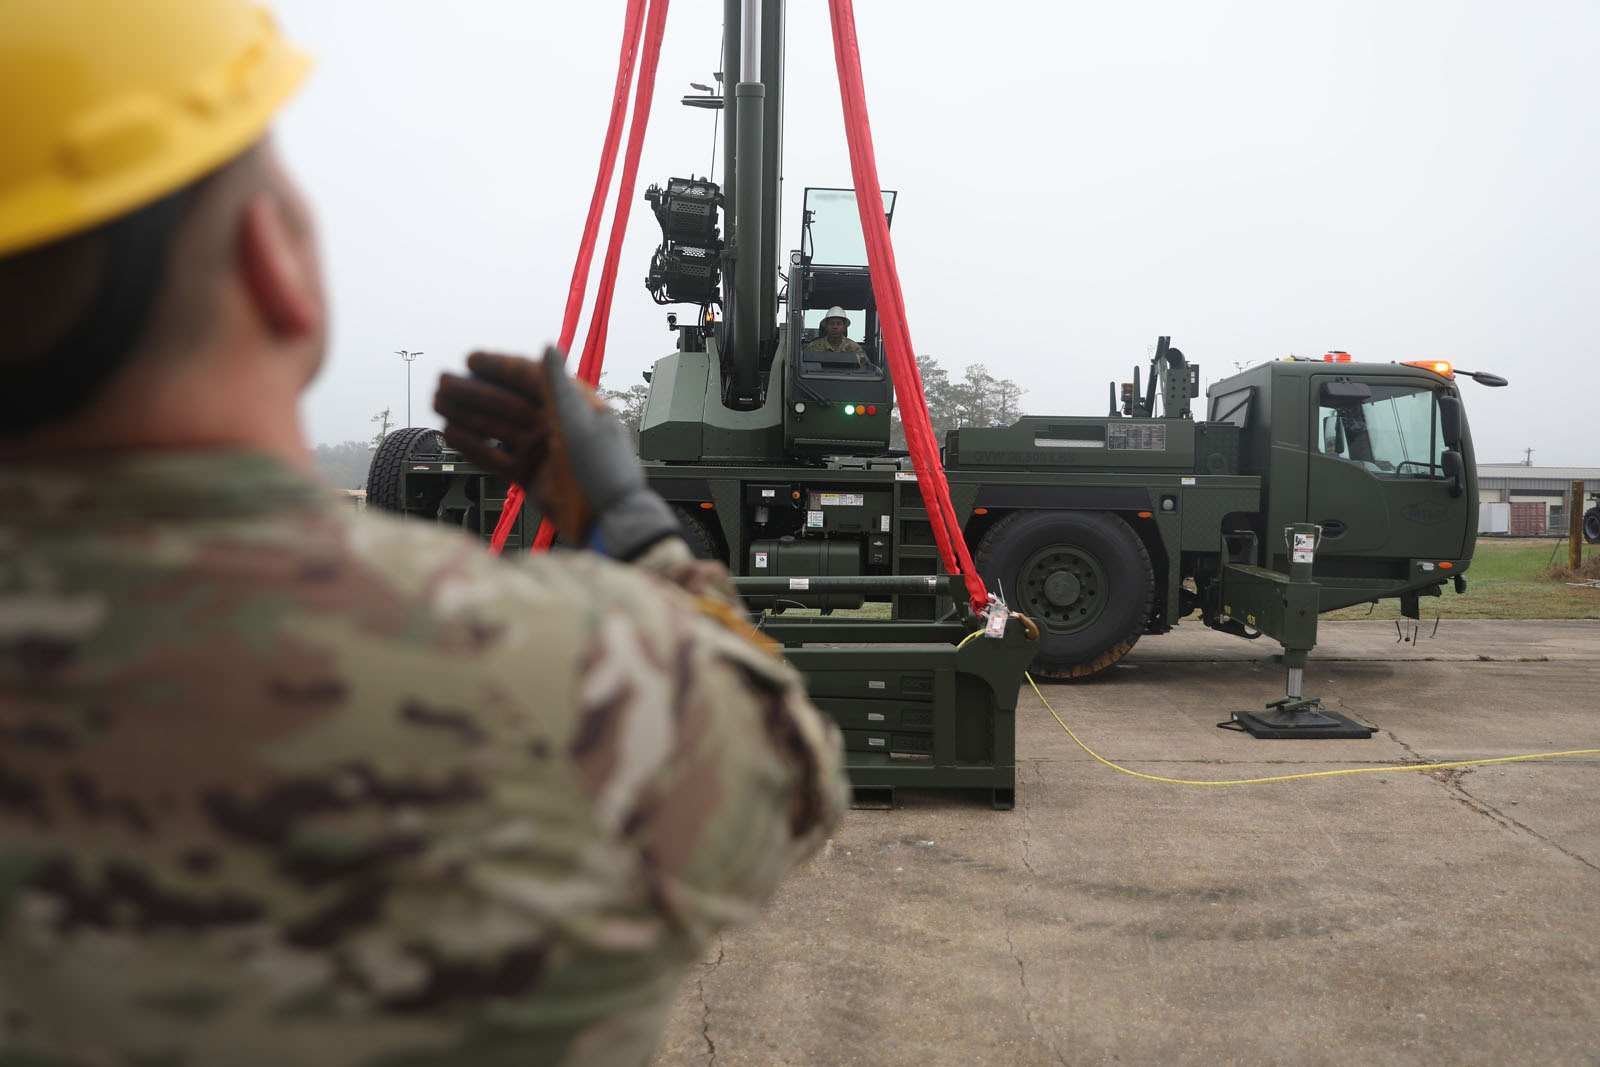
left=0, top=470, right=848, bottom=1067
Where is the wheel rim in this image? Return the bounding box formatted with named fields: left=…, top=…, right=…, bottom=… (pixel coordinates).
left=1016, top=544, right=1107, bottom=633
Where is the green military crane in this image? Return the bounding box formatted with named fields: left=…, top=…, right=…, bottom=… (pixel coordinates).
left=371, top=0, right=1508, bottom=737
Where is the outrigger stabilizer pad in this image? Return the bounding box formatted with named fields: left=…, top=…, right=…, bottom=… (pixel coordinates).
left=1228, top=695, right=1377, bottom=740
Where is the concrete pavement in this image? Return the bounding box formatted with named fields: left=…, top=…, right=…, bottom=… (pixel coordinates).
left=650, top=620, right=1600, bottom=1065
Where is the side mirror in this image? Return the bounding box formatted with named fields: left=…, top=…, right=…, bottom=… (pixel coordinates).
left=1322, top=413, right=1346, bottom=454
left=1441, top=449, right=1464, bottom=497
left=1438, top=394, right=1463, bottom=448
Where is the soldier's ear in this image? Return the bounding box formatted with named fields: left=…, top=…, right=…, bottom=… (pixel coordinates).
left=237, top=191, right=321, bottom=340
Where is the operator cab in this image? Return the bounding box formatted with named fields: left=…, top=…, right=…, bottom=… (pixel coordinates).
left=789, top=187, right=894, bottom=376
left=782, top=187, right=897, bottom=457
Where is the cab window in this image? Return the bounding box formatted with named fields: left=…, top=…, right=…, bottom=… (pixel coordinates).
left=1318, top=384, right=1446, bottom=477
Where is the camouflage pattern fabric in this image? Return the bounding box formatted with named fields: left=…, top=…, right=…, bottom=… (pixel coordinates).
left=0, top=451, right=848, bottom=1066
left=803, top=336, right=864, bottom=354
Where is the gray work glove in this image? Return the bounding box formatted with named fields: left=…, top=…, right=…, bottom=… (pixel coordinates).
left=433, top=346, right=681, bottom=560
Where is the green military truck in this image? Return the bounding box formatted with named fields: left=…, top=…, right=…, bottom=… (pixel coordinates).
left=372, top=293, right=1503, bottom=688
left=370, top=0, right=1507, bottom=694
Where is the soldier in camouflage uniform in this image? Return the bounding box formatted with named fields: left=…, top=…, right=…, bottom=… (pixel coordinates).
left=0, top=3, right=848, bottom=1065
left=804, top=306, right=866, bottom=357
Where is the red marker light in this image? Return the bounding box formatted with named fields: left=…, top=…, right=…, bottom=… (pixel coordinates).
left=866, top=405, right=877, bottom=415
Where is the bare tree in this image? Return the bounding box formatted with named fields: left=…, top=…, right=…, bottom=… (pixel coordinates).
left=369, top=407, right=393, bottom=449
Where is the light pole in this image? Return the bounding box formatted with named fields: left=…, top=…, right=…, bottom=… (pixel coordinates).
left=395, top=350, right=423, bottom=427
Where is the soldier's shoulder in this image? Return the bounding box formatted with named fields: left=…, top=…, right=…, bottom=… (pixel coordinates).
left=338, top=510, right=769, bottom=681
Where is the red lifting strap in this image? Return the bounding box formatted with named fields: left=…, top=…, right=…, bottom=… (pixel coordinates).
left=827, top=0, right=990, bottom=615
left=489, top=0, right=669, bottom=555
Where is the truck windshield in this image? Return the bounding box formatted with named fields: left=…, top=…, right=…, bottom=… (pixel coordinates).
left=804, top=187, right=896, bottom=266
left=1318, top=384, right=1447, bottom=477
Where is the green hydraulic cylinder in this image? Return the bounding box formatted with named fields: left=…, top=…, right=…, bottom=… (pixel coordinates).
left=726, top=0, right=765, bottom=408
left=757, top=0, right=785, bottom=361
left=721, top=0, right=740, bottom=200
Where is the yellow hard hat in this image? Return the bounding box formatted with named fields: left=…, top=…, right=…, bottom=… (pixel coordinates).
left=0, top=0, right=311, bottom=258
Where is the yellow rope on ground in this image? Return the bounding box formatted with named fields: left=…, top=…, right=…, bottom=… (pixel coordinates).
left=1027, top=673, right=1600, bottom=787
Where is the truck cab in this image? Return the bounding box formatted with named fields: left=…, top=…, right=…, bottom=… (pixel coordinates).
left=1208, top=357, right=1477, bottom=614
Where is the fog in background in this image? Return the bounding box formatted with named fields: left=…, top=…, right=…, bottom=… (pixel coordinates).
left=274, top=0, right=1598, bottom=466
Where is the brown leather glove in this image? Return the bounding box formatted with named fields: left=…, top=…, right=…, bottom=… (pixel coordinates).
left=433, top=347, right=679, bottom=558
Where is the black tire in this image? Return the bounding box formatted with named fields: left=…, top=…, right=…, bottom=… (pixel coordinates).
left=672, top=505, right=726, bottom=562
left=366, top=427, right=446, bottom=515
left=1584, top=506, right=1600, bottom=545
left=975, top=510, right=1154, bottom=680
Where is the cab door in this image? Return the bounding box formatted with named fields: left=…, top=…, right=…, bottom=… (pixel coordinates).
left=1306, top=374, right=1468, bottom=563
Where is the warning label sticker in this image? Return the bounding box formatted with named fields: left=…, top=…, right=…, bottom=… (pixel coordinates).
left=1107, top=423, right=1167, bottom=451
left=817, top=493, right=864, bottom=507
left=1292, top=532, right=1316, bottom=564
left=807, top=510, right=825, bottom=528
left=754, top=552, right=768, bottom=569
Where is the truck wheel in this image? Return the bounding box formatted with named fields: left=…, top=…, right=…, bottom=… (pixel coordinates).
left=975, top=510, right=1154, bottom=680
left=1584, top=506, right=1600, bottom=545
left=673, top=505, right=726, bottom=562
left=366, top=427, right=446, bottom=516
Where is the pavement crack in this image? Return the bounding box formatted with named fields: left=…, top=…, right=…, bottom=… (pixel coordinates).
left=1442, top=772, right=1600, bottom=874
left=1019, top=759, right=1038, bottom=877
left=1379, top=730, right=1600, bottom=875
left=697, top=936, right=725, bottom=1065
left=1381, top=727, right=1425, bottom=763
left=1006, top=762, right=1067, bottom=1065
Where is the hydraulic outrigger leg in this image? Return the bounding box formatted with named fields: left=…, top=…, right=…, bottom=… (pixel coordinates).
left=1227, top=523, right=1377, bottom=739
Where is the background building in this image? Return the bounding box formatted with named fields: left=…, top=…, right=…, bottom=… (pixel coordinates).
left=1476, top=466, right=1600, bottom=535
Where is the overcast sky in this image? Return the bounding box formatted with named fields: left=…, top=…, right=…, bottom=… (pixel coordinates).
left=273, top=0, right=1598, bottom=466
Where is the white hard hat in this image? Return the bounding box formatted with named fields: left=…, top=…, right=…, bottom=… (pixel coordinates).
left=821, top=306, right=851, bottom=326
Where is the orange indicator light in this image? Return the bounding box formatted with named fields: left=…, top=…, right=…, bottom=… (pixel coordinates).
left=1403, top=359, right=1455, bottom=378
